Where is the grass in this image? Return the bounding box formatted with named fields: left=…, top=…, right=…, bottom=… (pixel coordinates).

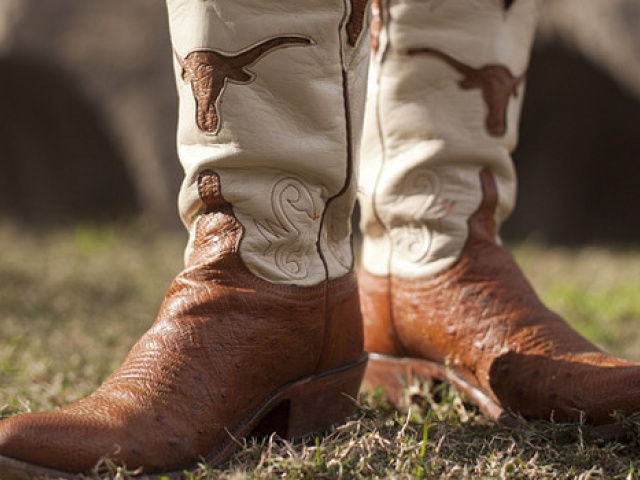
left=2, top=221, right=640, bottom=479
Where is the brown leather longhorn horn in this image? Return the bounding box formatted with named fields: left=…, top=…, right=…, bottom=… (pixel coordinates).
left=346, top=0, right=369, bottom=46
left=176, top=35, right=314, bottom=134
left=408, top=47, right=525, bottom=137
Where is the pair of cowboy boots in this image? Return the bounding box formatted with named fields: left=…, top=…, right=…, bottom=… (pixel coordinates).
left=1, top=0, right=640, bottom=478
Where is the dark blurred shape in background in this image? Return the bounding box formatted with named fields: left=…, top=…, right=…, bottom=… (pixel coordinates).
left=0, top=57, right=137, bottom=223
left=0, top=0, right=180, bottom=227
left=506, top=0, right=640, bottom=244
left=0, top=0, right=638, bottom=243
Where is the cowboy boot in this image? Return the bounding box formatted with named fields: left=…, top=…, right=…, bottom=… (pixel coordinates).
left=359, top=0, right=640, bottom=428
left=0, top=1, right=371, bottom=477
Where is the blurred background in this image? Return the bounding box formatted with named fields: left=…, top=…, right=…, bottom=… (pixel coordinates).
left=0, top=0, right=639, bottom=244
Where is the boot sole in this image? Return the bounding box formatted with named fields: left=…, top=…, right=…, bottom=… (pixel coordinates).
left=362, top=353, right=506, bottom=421
left=0, top=353, right=367, bottom=480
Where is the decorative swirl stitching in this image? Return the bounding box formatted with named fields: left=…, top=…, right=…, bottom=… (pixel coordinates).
left=389, top=168, right=453, bottom=264
left=254, top=178, right=319, bottom=280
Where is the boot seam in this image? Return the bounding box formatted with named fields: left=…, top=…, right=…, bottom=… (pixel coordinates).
left=313, top=2, right=359, bottom=374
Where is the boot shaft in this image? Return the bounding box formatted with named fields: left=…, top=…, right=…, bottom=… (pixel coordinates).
left=359, top=0, right=539, bottom=278
left=167, top=0, right=371, bottom=285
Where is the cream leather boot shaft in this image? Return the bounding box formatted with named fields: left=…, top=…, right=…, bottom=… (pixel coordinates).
left=360, top=0, right=539, bottom=279
left=169, top=0, right=371, bottom=285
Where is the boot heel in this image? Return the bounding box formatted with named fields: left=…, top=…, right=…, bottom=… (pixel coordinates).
left=252, top=354, right=367, bottom=440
